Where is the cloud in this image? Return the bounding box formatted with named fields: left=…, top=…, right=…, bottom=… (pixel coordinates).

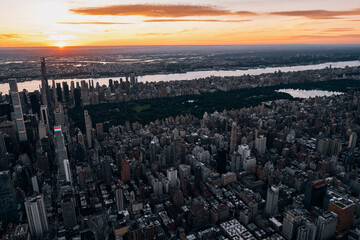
left=143, top=19, right=250, bottom=23
left=57, top=22, right=132, bottom=25
left=137, top=28, right=198, bottom=36
left=270, top=8, right=360, bottom=19
left=290, top=33, right=360, bottom=39
left=0, top=34, right=21, bottom=40
left=322, top=28, right=354, bottom=32
left=70, top=4, right=233, bottom=17
left=233, top=11, right=258, bottom=16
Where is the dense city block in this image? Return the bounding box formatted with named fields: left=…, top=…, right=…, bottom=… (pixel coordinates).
left=0, top=58, right=360, bottom=240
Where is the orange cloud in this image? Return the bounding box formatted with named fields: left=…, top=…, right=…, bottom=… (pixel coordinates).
left=322, top=28, right=355, bottom=32
left=70, top=4, right=232, bottom=17
left=0, top=34, right=21, bottom=39
left=143, top=19, right=250, bottom=23
left=137, top=28, right=199, bottom=36
left=289, top=33, right=360, bottom=41
left=233, top=11, right=258, bottom=16
left=57, top=22, right=132, bottom=25
left=270, top=8, right=360, bottom=19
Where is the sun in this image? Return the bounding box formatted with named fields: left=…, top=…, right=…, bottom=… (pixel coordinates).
left=55, top=42, right=67, bottom=48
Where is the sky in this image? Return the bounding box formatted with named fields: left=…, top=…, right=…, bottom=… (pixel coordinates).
left=0, top=0, right=360, bottom=47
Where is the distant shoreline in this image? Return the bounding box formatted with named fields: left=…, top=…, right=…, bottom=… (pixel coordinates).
left=1, top=58, right=359, bottom=83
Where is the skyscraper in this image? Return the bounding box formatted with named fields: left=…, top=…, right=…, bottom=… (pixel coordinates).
left=56, top=83, right=62, bottom=103
left=103, top=158, right=112, bottom=186
left=96, top=122, right=104, bottom=138
left=0, top=132, right=9, bottom=171
left=62, top=82, right=70, bottom=103
left=40, top=105, right=49, bottom=130
left=229, top=122, right=237, bottom=153
left=54, top=105, right=65, bottom=126
left=54, top=125, right=67, bottom=176
left=149, top=140, right=157, bottom=163
left=304, top=180, right=327, bottom=210
left=121, top=159, right=131, bottom=182
left=167, top=167, right=178, bottom=188
left=216, top=148, right=227, bottom=174
left=316, top=212, right=337, bottom=240
left=40, top=58, right=51, bottom=110
left=25, top=195, right=49, bottom=239
left=115, top=186, right=124, bottom=213
left=296, top=220, right=317, bottom=240
left=31, top=175, right=39, bottom=193
left=348, top=132, right=357, bottom=149
left=61, top=193, right=77, bottom=230
left=84, top=110, right=92, bottom=148
left=64, top=159, right=72, bottom=184
left=244, top=156, right=257, bottom=172
left=230, top=152, right=241, bottom=173
left=9, top=79, right=28, bottom=142
left=282, top=209, right=302, bottom=240
left=194, top=164, right=202, bottom=189
left=73, top=88, right=81, bottom=107
left=255, top=135, right=267, bottom=155
left=0, top=171, right=18, bottom=224
left=265, top=185, right=279, bottom=217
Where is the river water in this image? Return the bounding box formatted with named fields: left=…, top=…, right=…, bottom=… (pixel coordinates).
left=1, top=60, right=359, bottom=93
left=277, top=89, right=343, bottom=98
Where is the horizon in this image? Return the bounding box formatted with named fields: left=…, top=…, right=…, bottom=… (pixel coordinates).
left=1, top=43, right=360, bottom=48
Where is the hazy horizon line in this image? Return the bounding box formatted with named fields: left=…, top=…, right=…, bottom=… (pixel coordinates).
left=1, top=43, right=360, bottom=49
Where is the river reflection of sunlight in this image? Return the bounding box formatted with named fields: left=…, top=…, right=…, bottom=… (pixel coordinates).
left=277, top=89, right=343, bottom=98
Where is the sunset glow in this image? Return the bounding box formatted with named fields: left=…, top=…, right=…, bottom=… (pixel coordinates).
left=0, top=0, right=359, bottom=47
left=55, top=42, right=67, bottom=48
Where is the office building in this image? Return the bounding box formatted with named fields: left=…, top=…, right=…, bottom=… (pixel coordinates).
left=316, top=212, right=337, bottom=240
left=348, top=132, right=357, bottom=149
left=9, top=79, right=28, bottom=142
left=62, top=194, right=77, bottom=229
left=25, top=195, right=49, bottom=239
left=0, top=132, right=9, bottom=171
left=31, top=175, right=39, bottom=193
left=230, top=152, right=241, bottom=173
left=282, top=209, right=303, bottom=240
left=54, top=125, right=67, bottom=176
left=296, top=221, right=317, bottom=240
left=304, top=180, right=327, bottom=210
left=243, top=156, right=256, bottom=171
left=115, top=186, right=124, bottom=213
left=40, top=105, right=49, bottom=130
left=265, top=185, right=279, bottom=217
left=328, top=198, right=355, bottom=232
left=167, top=167, right=177, bottom=188
left=103, top=158, right=112, bottom=186
left=64, top=159, right=71, bottom=183
left=216, top=148, right=227, bottom=174
left=121, top=159, right=131, bottom=182
left=229, top=122, right=237, bottom=153
left=96, top=122, right=104, bottom=138
left=84, top=110, right=92, bottom=148
left=255, top=135, right=266, bottom=155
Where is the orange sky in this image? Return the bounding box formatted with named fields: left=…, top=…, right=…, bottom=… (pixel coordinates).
left=0, top=0, right=360, bottom=47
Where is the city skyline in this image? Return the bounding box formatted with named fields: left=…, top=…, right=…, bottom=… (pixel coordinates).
left=0, top=0, right=360, bottom=47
